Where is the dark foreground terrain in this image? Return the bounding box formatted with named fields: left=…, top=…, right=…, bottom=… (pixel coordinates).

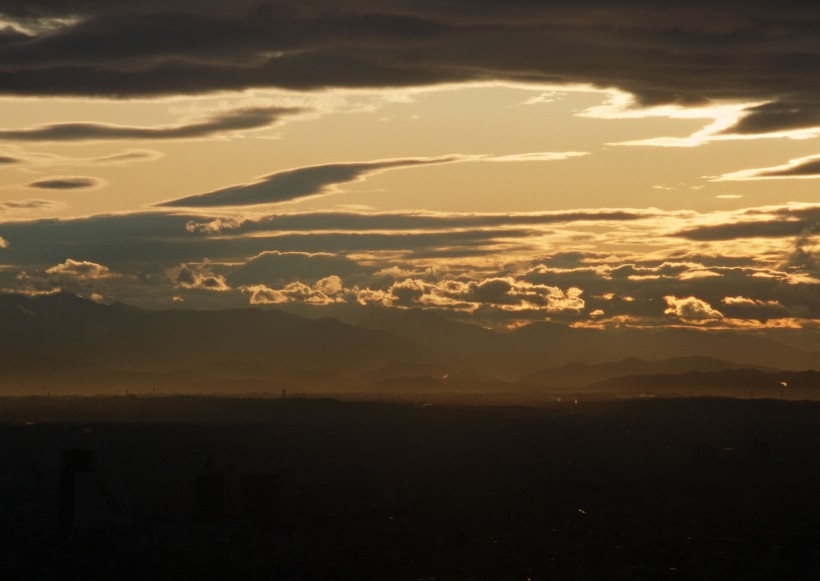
left=3, top=396, right=820, bottom=579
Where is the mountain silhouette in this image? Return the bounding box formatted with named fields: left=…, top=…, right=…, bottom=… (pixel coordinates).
left=0, top=292, right=816, bottom=395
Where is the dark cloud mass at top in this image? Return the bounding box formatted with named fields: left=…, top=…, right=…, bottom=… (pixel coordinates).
left=0, top=1, right=817, bottom=134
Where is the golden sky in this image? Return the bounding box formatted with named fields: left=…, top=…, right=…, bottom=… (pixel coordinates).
left=0, top=2, right=817, bottom=334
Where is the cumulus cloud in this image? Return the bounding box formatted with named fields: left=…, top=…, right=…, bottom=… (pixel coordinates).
left=240, top=273, right=586, bottom=317
left=184, top=217, right=245, bottom=235
left=0, top=106, right=305, bottom=142
left=722, top=296, right=784, bottom=308
left=173, top=265, right=230, bottom=291
left=0, top=2, right=817, bottom=135
left=228, top=251, right=366, bottom=286
left=8, top=258, right=122, bottom=298
left=664, top=295, right=724, bottom=321
left=27, top=176, right=102, bottom=190
left=45, top=259, right=112, bottom=280
left=242, top=276, right=345, bottom=305
left=242, top=284, right=288, bottom=305
left=376, top=276, right=585, bottom=314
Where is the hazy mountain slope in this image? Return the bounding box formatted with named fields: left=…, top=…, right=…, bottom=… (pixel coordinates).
left=0, top=293, right=416, bottom=374
left=586, top=369, right=820, bottom=398
left=521, top=356, right=775, bottom=388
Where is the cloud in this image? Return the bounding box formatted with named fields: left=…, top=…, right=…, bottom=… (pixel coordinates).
left=45, top=259, right=112, bottom=280
left=8, top=258, right=122, bottom=299
left=228, top=251, right=368, bottom=286
left=0, top=199, right=62, bottom=213
left=0, top=2, right=816, bottom=134
left=92, top=149, right=163, bottom=164
left=0, top=199, right=65, bottom=222
left=782, top=225, right=820, bottom=273
left=158, top=152, right=592, bottom=208
left=0, top=210, right=540, bottom=266
left=0, top=148, right=162, bottom=168
left=27, top=176, right=102, bottom=190
left=242, top=284, right=289, bottom=305
left=486, top=152, right=588, bottom=163
left=0, top=105, right=305, bottom=142
left=716, top=154, right=820, bottom=181
left=723, top=101, right=820, bottom=136
left=376, top=276, right=586, bottom=314
left=677, top=206, right=820, bottom=241
left=722, top=296, right=784, bottom=308
left=0, top=203, right=817, bottom=325
left=158, top=156, right=462, bottom=207
left=173, top=265, right=230, bottom=292
left=231, top=208, right=650, bottom=233
left=664, top=295, right=724, bottom=321
left=242, top=276, right=345, bottom=306
left=240, top=273, right=586, bottom=316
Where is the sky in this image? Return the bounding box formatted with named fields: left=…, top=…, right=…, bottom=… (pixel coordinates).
left=0, top=0, right=817, bottom=333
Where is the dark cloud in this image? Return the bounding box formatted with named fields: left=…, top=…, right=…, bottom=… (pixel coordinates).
left=761, top=158, right=820, bottom=178
left=677, top=207, right=820, bottom=241
left=173, top=265, right=230, bottom=291
left=0, top=198, right=62, bottom=212
left=158, top=157, right=463, bottom=207
left=782, top=224, right=820, bottom=272
left=677, top=222, right=809, bottom=241
left=0, top=2, right=817, bottom=133
left=0, top=105, right=304, bottom=142
left=27, top=176, right=101, bottom=189
left=721, top=155, right=820, bottom=180
left=231, top=209, right=649, bottom=233
left=0, top=210, right=538, bottom=266
left=723, top=102, right=820, bottom=135
left=0, top=155, right=21, bottom=164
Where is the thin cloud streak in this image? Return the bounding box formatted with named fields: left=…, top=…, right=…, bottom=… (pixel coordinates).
left=715, top=154, right=820, bottom=181
left=158, top=152, right=588, bottom=208
left=0, top=105, right=306, bottom=142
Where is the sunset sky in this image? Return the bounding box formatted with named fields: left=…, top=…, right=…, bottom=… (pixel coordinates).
left=0, top=1, right=817, bottom=333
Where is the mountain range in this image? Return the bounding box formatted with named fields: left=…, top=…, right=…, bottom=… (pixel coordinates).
left=0, top=292, right=816, bottom=396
